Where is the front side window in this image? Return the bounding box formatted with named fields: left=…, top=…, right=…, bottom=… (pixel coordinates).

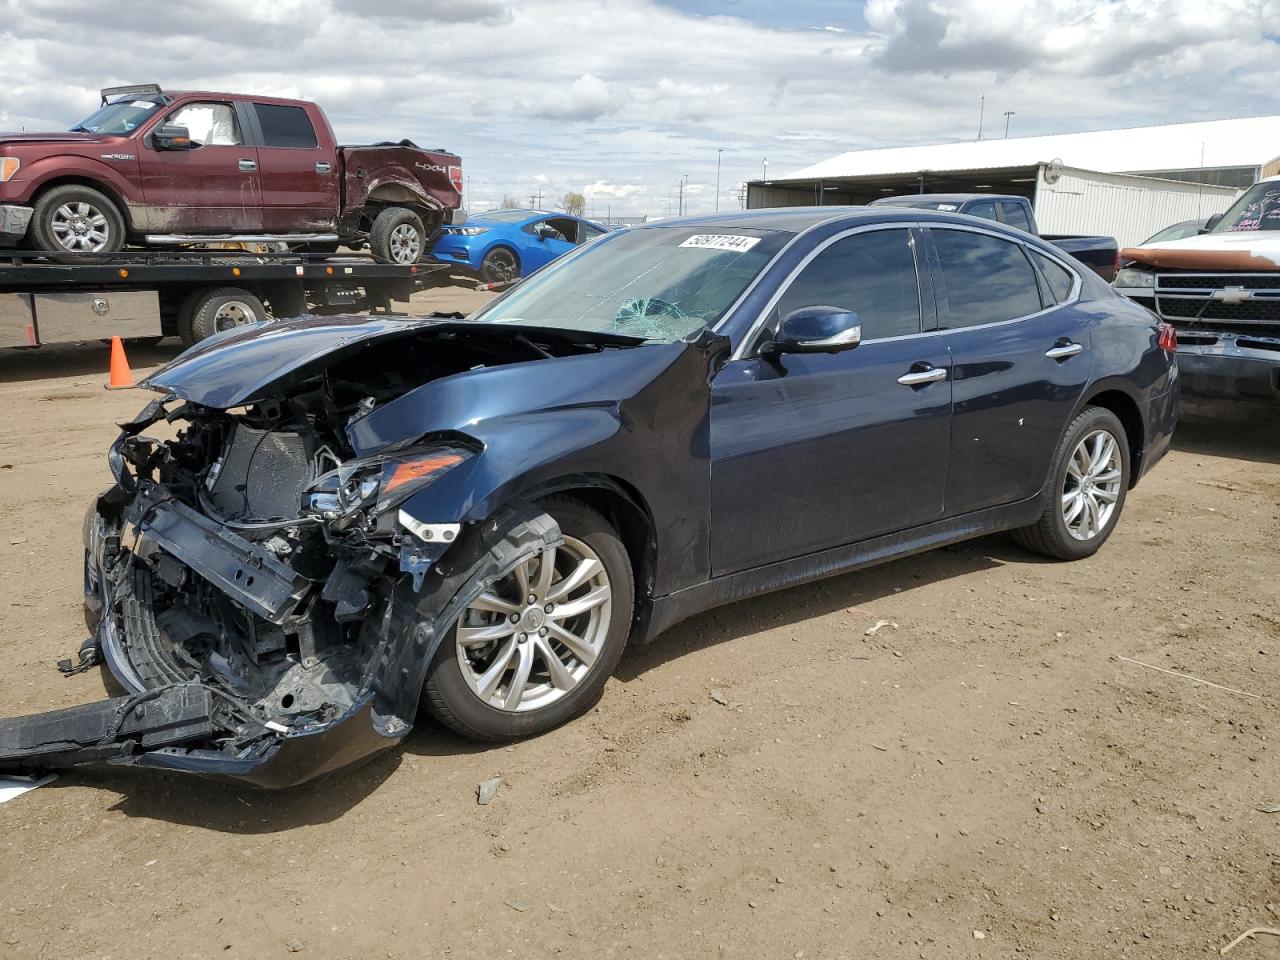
left=166, top=102, right=241, bottom=146
left=999, top=201, right=1033, bottom=233
left=931, top=229, right=1043, bottom=328
left=471, top=226, right=792, bottom=342
left=253, top=103, right=318, bottom=148
left=775, top=229, right=922, bottom=341
left=965, top=200, right=998, bottom=222
left=578, top=222, right=606, bottom=243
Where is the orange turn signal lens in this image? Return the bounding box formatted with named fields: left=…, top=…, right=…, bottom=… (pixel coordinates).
left=0, top=157, right=19, bottom=182
left=384, top=452, right=465, bottom=495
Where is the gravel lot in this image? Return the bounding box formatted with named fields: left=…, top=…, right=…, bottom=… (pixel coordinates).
left=1, top=289, right=1278, bottom=958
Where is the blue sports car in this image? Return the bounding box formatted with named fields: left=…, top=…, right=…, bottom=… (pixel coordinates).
left=430, top=208, right=609, bottom=283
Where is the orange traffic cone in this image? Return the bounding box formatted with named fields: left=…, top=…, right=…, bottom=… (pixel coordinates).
left=106, top=336, right=134, bottom=390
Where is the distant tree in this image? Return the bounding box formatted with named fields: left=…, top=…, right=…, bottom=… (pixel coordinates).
left=562, top=191, right=586, bottom=217
left=500, top=195, right=521, bottom=209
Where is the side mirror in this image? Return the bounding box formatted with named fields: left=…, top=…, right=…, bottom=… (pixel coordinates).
left=767, top=305, right=862, bottom=355
left=153, top=124, right=194, bottom=150
left=1199, top=212, right=1224, bottom=234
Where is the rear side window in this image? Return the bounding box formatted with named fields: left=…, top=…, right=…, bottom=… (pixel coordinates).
left=1032, top=251, right=1076, bottom=303
left=253, top=103, right=318, bottom=148
left=931, top=229, right=1044, bottom=328
left=965, top=200, right=998, bottom=222
left=999, top=200, right=1033, bottom=233
left=776, top=229, right=921, bottom=341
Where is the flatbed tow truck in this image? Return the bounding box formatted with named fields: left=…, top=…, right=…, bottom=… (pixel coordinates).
left=0, top=248, right=444, bottom=347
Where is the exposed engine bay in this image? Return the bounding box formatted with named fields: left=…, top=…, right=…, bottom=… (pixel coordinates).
left=0, top=321, right=635, bottom=786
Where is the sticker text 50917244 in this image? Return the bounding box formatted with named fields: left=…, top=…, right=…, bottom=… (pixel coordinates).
left=679, top=234, right=761, bottom=253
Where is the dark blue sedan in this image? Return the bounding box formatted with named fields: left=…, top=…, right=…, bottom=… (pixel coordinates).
left=2, top=206, right=1177, bottom=786
left=429, top=207, right=609, bottom=283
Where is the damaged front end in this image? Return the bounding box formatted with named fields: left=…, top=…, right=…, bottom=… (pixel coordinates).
left=4, top=366, right=552, bottom=787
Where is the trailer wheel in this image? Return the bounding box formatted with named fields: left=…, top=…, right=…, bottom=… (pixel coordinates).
left=369, top=207, right=425, bottom=264
left=29, top=184, right=126, bottom=264
left=186, top=287, right=269, bottom=343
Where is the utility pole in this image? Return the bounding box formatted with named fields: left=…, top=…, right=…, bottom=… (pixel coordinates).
left=977, top=95, right=985, bottom=140
left=682, top=174, right=689, bottom=215
left=762, top=157, right=769, bottom=181
left=1003, top=111, right=1015, bottom=138
left=677, top=178, right=684, bottom=216
left=715, top=148, right=723, bottom=212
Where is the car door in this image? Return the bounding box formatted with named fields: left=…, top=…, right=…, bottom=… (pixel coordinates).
left=137, top=100, right=262, bottom=232
left=249, top=101, right=339, bottom=232
left=924, top=225, right=1092, bottom=516
left=522, top=216, right=577, bottom=271
left=709, top=226, right=953, bottom=576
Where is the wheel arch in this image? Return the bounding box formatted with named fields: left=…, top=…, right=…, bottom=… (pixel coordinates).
left=28, top=175, right=134, bottom=230
left=1074, top=383, right=1145, bottom=488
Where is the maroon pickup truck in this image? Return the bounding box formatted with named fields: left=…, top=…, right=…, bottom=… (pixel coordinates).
left=0, top=84, right=462, bottom=263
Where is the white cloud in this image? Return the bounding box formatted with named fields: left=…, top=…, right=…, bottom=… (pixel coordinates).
left=1, top=0, right=1278, bottom=215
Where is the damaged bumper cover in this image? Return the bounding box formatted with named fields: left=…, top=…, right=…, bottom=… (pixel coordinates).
left=2, top=398, right=561, bottom=789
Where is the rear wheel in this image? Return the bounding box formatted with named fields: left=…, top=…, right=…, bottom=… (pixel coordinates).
left=186, top=287, right=268, bottom=343
left=29, top=185, right=126, bottom=263
left=369, top=207, right=425, bottom=264
left=1013, top=406, right=1130, bottom=560
left=423, top=498, right=634, bottom=740
left=480, top=246, right=520, bottom=284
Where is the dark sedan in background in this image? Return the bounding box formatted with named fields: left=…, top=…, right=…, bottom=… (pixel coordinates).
left=1, top=207, right=1178, bottom=787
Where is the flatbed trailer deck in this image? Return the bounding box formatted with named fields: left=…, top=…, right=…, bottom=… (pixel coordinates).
left=0, top=249, right=444, bottom=347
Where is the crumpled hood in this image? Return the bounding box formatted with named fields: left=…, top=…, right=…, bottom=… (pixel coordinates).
left=1121, top=231, right=1280, bottom=270
left=0, top=131, right=106, bottom=145
left=141, top=314, right=443, bottom=408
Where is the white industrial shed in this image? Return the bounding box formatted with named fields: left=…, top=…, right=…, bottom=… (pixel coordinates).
left=747, top=116, right=1280, bottom=247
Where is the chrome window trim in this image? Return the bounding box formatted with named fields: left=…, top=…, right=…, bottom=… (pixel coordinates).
left=925, top=223, right=1082, bottom=331
left=729, top=220, right=927, bottom=361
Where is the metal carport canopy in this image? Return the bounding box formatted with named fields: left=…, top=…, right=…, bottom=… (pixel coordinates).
left=748, top=165, right=1042, bottom=208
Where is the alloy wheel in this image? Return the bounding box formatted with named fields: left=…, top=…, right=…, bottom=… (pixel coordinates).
left=50, top=201, right=111, bottom=252
left=1061, top=428, right=1123, bottom=541
left=388, top=223, right=421, bottom=264
left=455, top=535, right=612, bottom=712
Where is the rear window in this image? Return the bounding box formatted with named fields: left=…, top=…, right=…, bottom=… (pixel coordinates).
left=931, top=229, right=1044, bottom=328
left=999, top=201, right=1033, bottom=233
left=253, top=103, right=318, bottom=148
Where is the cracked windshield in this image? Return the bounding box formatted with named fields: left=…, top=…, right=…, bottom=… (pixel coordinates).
left=473, top=226, right=793, bottom=341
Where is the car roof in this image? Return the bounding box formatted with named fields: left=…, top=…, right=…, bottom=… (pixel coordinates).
left=630, top=205, right=1026, bottom=234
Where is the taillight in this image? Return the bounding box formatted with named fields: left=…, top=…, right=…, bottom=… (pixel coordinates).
left=1158, top=322, right=1177, bottom=352
left=448, top=164, right=463, bottom=195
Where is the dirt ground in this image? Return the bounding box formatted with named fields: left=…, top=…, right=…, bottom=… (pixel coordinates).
left=1, top=291, right=1278, bottom=959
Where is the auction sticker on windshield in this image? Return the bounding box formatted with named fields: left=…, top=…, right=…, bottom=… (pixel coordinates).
left=679, top=234, right=761, bottom=252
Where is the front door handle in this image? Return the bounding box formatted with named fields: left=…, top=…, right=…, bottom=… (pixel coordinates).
left=897, top=365, right=948, bottom=386
left=315, top=161, right=332, bottom=174
left=1045, top=340, right=1083, bottom=360
left=238, top=158, right=257, bottom=171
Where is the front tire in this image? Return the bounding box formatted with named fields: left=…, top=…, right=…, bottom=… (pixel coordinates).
left=480, top=246, right=520, bottom=284
left=424, top=498, right=634, bottom=740
left=1013, top=406, right=1130, bottom=560
left=369, top=207, right=425, bottom=264
left=29, top=185, right=126, bottom=263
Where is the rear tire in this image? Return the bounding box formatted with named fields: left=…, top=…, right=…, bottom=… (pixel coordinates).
left=29, top=184, right=126, bottom=263
left=186, top=287, right=268, bottom=343
left=1013, top=406, right=1130, bottom=561
left=369, top=207, right=425, bottom=264
left=423, top=497, right=634, bottom=741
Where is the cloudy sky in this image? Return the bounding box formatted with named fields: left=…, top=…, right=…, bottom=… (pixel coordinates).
left=3, top=0, right=1278, bottom=217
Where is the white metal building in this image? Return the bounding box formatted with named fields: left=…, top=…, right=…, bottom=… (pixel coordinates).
left=748, top=116, right=1280, bottom=247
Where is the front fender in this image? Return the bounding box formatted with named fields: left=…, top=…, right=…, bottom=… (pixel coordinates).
left=14, top=156, right=137, bottom=210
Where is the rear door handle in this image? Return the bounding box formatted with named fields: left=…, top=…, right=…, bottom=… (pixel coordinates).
left=897, top=365, right=948, bottom=386
left=315, top=161, right=332, bottom=174
left=238, top=158, right=257, bottom=171
left=1044, top=341, right=1083, bottom=360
